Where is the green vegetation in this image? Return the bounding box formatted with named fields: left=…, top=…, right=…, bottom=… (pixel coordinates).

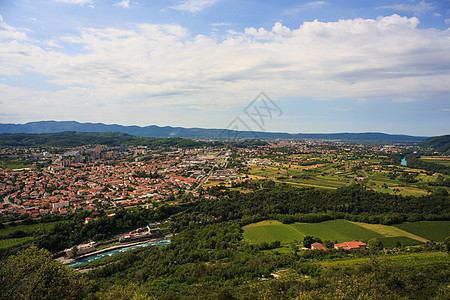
left=244, top=151, right=450, bottom=196
left=0, top=222, right=58, bottom=239
left=0, top=156, right=34, bottom=169
left=200, top=183, right=450, bottom=226
left=81, top=221, right=449, bottom=299
left=349, top=221, right=428, bottom=242
left=291, top=219, right=384, bottom=242
left=0, top=237, right=33, bottom=250
left=243, top=221, right=303, bottom=244
left=0, top=246, right=90, bottom=299
left=405, top=154, right=450, bottom=175
left=394, top=221, right=450, bottom=242
left=420, top=157, right=450, bottom=167
left=378, top=236, right=423, bottom=248
left=419, top=134, right=450, bottom=152
left=1, top=135, right=449, bottom=299
left=242, top=219, right=433, bottom=248
left=0, top=206, right=180, bottom=255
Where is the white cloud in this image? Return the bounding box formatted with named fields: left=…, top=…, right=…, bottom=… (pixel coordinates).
left=212, top=22, right=232, bottom=26
left=377, top=1, right=434, bottom=15
left=1, top=14, right=450, bottom=124
left=115, top=0, right=130, bottom=8
left=54, top=0, right=93, bottom=5
left=285, top=1, right=325, bottom=14
left=170, top=0, right=219, bottom=13
left=0, top=15, right=28, bottom=41
left=302, top=1, right=325, bottom=9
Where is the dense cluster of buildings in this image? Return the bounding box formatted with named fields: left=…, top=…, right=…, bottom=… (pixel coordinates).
left=0, top=145, right=230, bottom=221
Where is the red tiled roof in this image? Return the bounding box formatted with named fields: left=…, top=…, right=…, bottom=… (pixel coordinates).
left=311, top=242, right=328, bottom=251
left=334, top=241, right=366, bottom=250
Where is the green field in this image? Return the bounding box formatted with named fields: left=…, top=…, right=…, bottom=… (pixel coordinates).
left=0, top=237, right=33, bottom=250
left=318, top=251, right=446, bottom=269
left=290, top=219, right=384, bottom=242
left=379, top=236, right=423, bottom=248
left=394, top=221, right=450, bottom=242
left=243, top=221, right=303, bottom=244
left=243, top=219, right=439, bottom=248
left=0, top=222, right=57, bottom=239
left=350, top=221, right=428, bottom=242
left=245, top=156, right=433, bottom=196
left=243, top=219, right=384, bottom=245
left=420, top=158, right=450, bottom=167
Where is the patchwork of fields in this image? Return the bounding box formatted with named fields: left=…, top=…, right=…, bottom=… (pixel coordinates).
left=244, top=153, right=450, bottom=196
left=243, top=219, right=449, bottom=248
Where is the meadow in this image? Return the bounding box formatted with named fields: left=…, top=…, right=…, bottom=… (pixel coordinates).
left=0, top=237, right=33, bottom=250
left=394, top=221, right=450, bottom=242
left=290, top=219, right=384, bottom=242
left=243, top=220, right=303, bottom=244
left=243, top=219, right=435, bottom=248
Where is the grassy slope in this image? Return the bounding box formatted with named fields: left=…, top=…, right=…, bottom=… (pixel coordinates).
left=243, top=224, right=302, bottom=244
left=290, top=219, right=384, bottom=242
left=394, top=221, right=450, bottom=242
left=349, top=221, right=428, bottom=242
left=0, top=237, right=33, bottom=250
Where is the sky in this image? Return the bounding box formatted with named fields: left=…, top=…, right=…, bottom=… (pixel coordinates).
left=0, top=0, right=449, bottom=136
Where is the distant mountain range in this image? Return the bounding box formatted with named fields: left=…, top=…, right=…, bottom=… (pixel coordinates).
left=0, top=121, right=428, bottom=142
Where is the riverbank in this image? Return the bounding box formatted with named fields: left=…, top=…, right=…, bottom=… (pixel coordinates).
left=56, top=234, right=173, bottom=266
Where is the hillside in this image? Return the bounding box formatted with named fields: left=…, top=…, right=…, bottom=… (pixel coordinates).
left=0, top=132, right=208, bottom=148
left=0, top=121, right=427, bottom=142
left=419, top=135, right=450, bottom=152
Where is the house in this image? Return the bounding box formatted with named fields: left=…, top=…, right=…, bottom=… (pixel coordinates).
left=65, top=243, right=95, bottom=258
left=334, top=241, right=367, bottom=251
left=52, top=201, right=69, bottom=209
left=311, top=242, right=328, bottom=251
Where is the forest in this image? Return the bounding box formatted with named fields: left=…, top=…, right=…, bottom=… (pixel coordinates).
left=1, top=182, right=449, bottom=299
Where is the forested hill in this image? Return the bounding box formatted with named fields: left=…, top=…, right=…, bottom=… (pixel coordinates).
left=0, top=121, right=427, bottom=141
left=0, top=132, right=210, bottom=148
left=419, top=135, right=450, bottom=152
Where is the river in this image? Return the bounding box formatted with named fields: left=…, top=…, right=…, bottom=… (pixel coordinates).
left=401, top=157, right=407, bottom=166
left=68, top=238, right=170, bottom=268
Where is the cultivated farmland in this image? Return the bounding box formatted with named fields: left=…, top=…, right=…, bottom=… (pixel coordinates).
left=394, top=221, right=450, bottom=242
left=243, top=219, right=433, bottom=248
left=243, top=220, right=302, bottom=244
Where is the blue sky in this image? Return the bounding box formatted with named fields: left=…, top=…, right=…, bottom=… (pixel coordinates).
left=0, top=0, right=449, bottom=135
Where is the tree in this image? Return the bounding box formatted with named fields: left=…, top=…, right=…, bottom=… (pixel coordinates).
left=71, top=245, right=78, bottom=258
left=367, top=238, right=383, bottom=251
left=303, top=236, right=322, bottom=248
left=444, top=237, right=450, bottom=256
left=367, top=238, right=383, bottom=281
left=0, top=246, right=90, bottom=300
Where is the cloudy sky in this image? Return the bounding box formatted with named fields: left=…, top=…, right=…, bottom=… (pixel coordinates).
left=0, top=0, right=449, bottom=135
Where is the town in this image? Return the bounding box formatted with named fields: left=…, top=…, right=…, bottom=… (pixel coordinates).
left=0, top=144, right=234, bottom=221
left=0, top=139, right=441, bottom=222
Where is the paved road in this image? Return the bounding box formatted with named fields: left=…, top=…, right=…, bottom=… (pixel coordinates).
left=192, top=153, right=228, bottom=192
